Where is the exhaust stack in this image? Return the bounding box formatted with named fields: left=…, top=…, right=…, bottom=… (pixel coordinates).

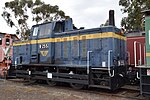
left=109, top=10, right=115, bottom=26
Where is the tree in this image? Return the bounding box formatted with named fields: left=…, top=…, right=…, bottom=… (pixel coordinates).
left=2, top=0, right=68, bottom=40
left=119, top=0, right=150, bottom=31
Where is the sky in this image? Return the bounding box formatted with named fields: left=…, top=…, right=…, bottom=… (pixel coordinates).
left=0, top=0, right=126, bottom=34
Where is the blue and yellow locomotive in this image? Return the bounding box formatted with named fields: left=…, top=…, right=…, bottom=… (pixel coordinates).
left=12, top=10, right=127, bottom=90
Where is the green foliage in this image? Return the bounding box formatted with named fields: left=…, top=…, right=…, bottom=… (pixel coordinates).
left=2, top=0, right=68, bottom=40
left=32, top=4, right=66, bottom=23
left=119, top=0, right=150, bottom=31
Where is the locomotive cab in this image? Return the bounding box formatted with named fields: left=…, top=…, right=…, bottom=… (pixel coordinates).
left=13, top=18, right=74, bottom=65
left=29, top=19, right=73, bottom=64
left=30, top=18, right=73, bottom=39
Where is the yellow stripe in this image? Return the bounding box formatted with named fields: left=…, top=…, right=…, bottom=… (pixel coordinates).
left=30, top=40, right=36, bottom=44
left=146, top=53, right=150, bottom=57
left=13, top=32, right=126, bottom=46
left=13, top=41, right=30, bottom=46
left=38, top=38, right=55, bottom=43
left=53, top=32, right=126, bottom=42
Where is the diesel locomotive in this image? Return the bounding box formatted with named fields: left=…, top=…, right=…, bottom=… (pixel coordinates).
left=12, top=10, right=127, bottom=90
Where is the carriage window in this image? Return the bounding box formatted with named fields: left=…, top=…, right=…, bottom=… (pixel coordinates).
left=0, top=38, right=2, bottom=45
left=33, top=27, right=39, bottom=36
left=6, top=38, right=10, bottom=46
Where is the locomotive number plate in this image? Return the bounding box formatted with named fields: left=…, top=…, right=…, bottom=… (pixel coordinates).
left=39, top=44, right=48, bottom=49
left=47, top=73, right=52, bottom=78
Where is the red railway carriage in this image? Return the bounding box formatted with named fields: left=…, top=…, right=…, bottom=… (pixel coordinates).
left=126, top=31, right=145, bottom=84
left=0, top=33, right=18, bottom=78
left=126, top=31, right=145, bottom=66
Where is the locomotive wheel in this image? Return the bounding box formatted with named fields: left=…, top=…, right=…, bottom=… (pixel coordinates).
left=70, top=83, right=84, bottom=89
left=46, top=80, right=56, bottom=86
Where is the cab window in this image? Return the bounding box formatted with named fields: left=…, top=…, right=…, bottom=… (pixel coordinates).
left=33, top=27, right=39, bottom=36
left=0, top=38, right=2, bottom=45
left=39, top=23, right=52, bottom=36
left=54, top=22, right=63, bottom=33
left=6, top=38, right=10, bottom=46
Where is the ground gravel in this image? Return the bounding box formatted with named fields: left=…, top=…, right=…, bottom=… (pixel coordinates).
left=0, top=79, right=144, bottom=100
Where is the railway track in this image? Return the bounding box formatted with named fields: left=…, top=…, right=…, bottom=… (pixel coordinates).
left=78, top=86, right=144, bottom=100
left=6, top=79, right=146, bottom=100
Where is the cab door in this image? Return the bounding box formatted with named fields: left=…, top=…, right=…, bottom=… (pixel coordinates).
left=30, top=26, right=39, bottom=63
left=38, top=23, right=53, bottom=64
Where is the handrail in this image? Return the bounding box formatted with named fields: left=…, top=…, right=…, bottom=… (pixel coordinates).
left=87, top=51, right=92, bottom=74
left=137, top=72, right=140, bottom=79
left=15, top=57, right=19, bottom=69
left=134, top=41, right=137, bottom=67
left=134, top=41, right=146, bottom=79
left=139, top=43, right=142, bottom=65
left=134, top=41, right=145, bottom=67
left=108, top=50, right=114, bottom=77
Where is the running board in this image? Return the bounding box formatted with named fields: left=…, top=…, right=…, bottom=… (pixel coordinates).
left=91, top=68, right=110, bottom=70
left=89, top=85, right=111, bottom=89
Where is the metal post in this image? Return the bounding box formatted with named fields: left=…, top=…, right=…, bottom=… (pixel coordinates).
left=87, top=51, right=92, bottom=74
